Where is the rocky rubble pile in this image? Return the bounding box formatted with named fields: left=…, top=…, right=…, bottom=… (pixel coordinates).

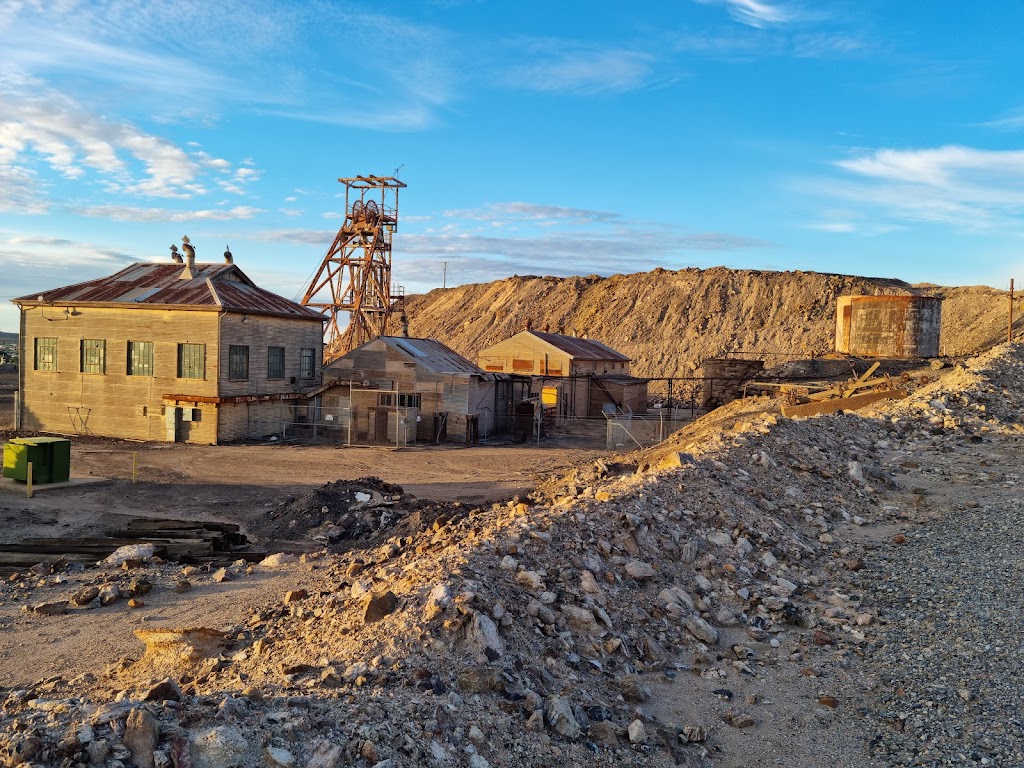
left=877, top=343, right=1024, bottom=436
left=5, top=344, right=1024, bottom=768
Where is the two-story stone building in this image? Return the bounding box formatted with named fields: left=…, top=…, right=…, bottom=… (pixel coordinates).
left=12, top=246, right=324, bottom=443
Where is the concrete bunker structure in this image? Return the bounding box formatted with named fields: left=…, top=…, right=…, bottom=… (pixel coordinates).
left=835, top=295, right=942, bottom=358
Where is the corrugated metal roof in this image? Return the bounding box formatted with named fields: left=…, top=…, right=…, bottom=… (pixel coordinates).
left=12, top=262, right=322, bottom=321
left=528, top=331, right=630, bottom=362
left=380, top=336, right=484, bottom=375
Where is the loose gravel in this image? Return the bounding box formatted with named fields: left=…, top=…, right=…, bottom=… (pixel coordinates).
left=856, top=437, right=1024, bottom=767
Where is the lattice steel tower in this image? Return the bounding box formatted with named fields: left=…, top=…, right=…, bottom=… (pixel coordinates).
left=301, top=175, right=406, bottom=362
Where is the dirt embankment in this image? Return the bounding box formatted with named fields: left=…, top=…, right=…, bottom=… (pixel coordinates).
left=398, top=266, right=1015, bottom=376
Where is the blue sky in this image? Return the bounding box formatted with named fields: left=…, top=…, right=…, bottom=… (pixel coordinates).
left=2, top=0, right=1024, bottom=332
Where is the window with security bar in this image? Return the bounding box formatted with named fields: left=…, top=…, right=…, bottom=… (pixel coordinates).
left=34, top=337, right=57, bottom=371
left=267, top=346, right=285, bottom=379
left=228, top=345, right=249, bottom=380
left=300, top=348, right=315, bottom=379
left=81, top=339, right=105, bottom=374
left=177, top=343, right=205, bottom=379
left=127, top=341, right=154, bottom=376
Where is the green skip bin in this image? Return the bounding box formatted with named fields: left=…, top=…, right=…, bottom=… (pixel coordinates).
left=2, top=437, right=71, bottom=484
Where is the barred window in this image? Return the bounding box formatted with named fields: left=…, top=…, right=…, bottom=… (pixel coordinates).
left=127, top=341, right=154, bottom=376
left=177, top=343, right=205, bottom=379
left=80, top=339, right=105, bottom=374
left=34, top=337, right=57, bottom=371
left=267, top=347, right=285, bottom=379
left=228, top=345, right=249, bottom=380
left=300, top=348, right=316, bottom=379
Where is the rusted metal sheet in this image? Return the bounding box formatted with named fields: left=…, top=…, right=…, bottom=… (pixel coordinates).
left=13, top=263, right=321, bottom=321
left=528, top=331, right=630, bottom=362
left=835, top=295, right=942, bottom=358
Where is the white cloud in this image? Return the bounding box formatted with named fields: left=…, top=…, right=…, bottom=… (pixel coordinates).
left=72, top=204, right=266, bottom=223
left=696, top=0, right=795, bottom=28
left=500, top=44, right=654, bottom=94
left=817, top=145, right=1024, bottom=230
left=443, top=202, right=622, bottom=225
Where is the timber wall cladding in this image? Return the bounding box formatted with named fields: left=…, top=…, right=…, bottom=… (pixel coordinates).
left=21, top=305, right=219, bottom=441
left=218, top=400, right=291, bottom=442
left=218, top=314, right=324, bottom=398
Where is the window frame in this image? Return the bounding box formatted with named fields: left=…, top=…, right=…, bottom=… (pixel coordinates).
left=267, top=346, right=285, bottom=380
left=177, top=343, right=206, bottom=379
left=127, top=341, right=154, bottom=377
left=34, top=337, right=58, bottom=371
left=299, top=347, right=316, bottom=380
left=80, top=339, right=106, bottom=374
left=228, top=344, right=249, bottom=381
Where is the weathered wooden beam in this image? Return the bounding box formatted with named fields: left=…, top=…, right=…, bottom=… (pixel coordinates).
left=781, top=388, right=907, bottom=418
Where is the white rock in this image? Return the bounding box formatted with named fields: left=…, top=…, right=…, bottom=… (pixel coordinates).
left=191, top=726, right=249, bottom=768
left=707, top=531, right=733, bottom=547
left=760, top=551, right=778, bottom=570
left=259, top=553, right=298, bottom=569
left=263, top=747, right=295, bottom=768
left=466, top=612, right=504, bottom=657
left=627, top=719, right=647, bottom=744
left=103, top=543, right=155, bottom=566
left=848, top=461, right=865, bottom=483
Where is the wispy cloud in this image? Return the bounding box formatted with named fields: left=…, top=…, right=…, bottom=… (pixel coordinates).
left=696, top=0, right=796, bottom=28
left=0, top=75, right=263, bottom=211
left=2, top=1, right=459, bottom=135
left=979, top=112, right=1024, bottom=131
left=72, top=204, right=266, bottom=223
left=499, top=43, right=656, bottom=94
left=443, top=202, right=622, bottom=225
left=812, top=145, right=1024, bottom=231
left=250, top=201, right=772, bottom=292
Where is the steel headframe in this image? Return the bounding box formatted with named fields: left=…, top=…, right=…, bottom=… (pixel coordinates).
left=301, top=175, right=407, bottom=363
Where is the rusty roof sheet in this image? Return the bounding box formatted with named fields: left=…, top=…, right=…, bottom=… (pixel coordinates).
left=380, top=336, right=484, bottom=375
left=528, top=331, right=630, bottom=362
left=13, top=263, right=322, bottom=321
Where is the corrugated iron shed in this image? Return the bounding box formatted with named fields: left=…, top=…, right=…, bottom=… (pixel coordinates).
left=527, top=331, right=630, bottom=362
left=12, top=263, right=322, bottom=321
left=379, top=336, right=485, bottom=375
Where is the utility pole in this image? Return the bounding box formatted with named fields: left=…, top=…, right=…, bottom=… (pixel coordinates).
left=1010, top=278, right=1015, bottom=344
left=442, top=262, right=448, bottom=289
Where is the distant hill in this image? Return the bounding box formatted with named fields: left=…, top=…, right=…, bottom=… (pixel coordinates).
left=0, top=332, right=16, bottom=343
left=397, top=266, right=1012, bottom=377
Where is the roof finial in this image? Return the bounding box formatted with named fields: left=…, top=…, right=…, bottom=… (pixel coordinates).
left=224, top=244, right=233, bottom=265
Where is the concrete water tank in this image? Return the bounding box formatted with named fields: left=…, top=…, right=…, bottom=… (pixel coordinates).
left=835, top=295, right=942, bottom=358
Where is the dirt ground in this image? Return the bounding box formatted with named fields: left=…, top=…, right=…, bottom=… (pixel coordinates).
left=0, top=435, right=611, bottom=545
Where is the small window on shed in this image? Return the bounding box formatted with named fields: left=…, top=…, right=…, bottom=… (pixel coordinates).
left=267, top=347, right=285, bottom=379
left=228, top=345, right=249, bottom=380
left=300, top=348, right=316, bottom=379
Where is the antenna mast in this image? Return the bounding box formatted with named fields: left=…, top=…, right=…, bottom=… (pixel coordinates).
left=301, top=175, right=406, bottom=362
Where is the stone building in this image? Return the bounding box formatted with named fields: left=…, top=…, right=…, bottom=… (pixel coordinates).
left=12, top=246, right=324, bottom=443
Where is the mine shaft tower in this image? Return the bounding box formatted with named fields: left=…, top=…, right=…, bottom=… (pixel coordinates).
left=301, top=175, right=406, bottom=362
